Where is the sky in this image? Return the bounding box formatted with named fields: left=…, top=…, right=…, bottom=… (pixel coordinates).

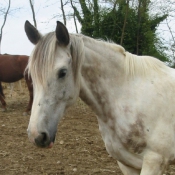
left=1, top=0, right=80, bottom=56
left=1, top=0, right=174, bottom=58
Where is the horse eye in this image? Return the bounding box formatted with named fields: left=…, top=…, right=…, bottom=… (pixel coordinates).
left=58, top=69, right=67, bottom=79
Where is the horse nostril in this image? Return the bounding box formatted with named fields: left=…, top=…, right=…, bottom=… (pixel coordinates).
left=35, top=132, right=50, bottom=147
left=41, top=132, right=47, bottom=142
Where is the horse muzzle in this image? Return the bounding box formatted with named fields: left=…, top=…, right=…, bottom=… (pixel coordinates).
left=28, top=128, right=56, bottom=148
left=34, top=132, right=56, bottom=148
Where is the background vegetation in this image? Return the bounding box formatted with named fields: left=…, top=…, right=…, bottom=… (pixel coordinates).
left=1, top=0, right=175, bottom=65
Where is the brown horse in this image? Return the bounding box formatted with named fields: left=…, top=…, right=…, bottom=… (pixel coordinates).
left=0, top=54, right=33, bottom=113
left=0, top=82, right=6, bottom=111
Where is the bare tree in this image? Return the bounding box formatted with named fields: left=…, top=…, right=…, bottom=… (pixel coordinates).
left=120, top=0, right=130, bottom=45
left=0, top=0, right=11, bottom=54
left=164, top=1, right=175, bottom=65
left=70, top=0, right=78, bottom=33
left=165, top=17, right=175, bottom=64
left=153, top=0, right=175, bottom=65
left=29, top=0, right=37, bottom=28
left=136, top=0, right=142, bottom=55
left=60, top=0, right=67, bottom=26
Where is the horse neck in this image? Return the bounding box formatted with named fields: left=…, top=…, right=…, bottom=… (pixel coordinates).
left=79, top=37, right=125, bottom=118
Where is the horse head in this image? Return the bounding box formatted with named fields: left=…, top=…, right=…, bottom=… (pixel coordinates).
left=25, top=21, right=82, bottom=148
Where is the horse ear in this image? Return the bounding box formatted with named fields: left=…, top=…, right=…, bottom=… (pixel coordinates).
left=24, top=20, right=41, bottom=45
left=55, top=21, right=70, bottom=46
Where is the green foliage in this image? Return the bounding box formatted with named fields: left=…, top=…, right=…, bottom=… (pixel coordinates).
left=73, top=0, right=169, bottom=63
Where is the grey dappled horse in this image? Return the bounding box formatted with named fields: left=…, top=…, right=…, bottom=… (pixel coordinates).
left=25, top=20, right=175, bottom=175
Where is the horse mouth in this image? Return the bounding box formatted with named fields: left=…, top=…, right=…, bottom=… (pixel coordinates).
left=48, top=142, right=54, bottom=148
left=34, top=133, right=56, bottom=148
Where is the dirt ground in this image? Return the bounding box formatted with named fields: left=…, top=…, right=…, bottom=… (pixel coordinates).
left=0, top=80, right=175, bottom=175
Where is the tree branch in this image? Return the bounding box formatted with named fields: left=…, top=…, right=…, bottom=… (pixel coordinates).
left=0, top=0, right=11, bottom=53
left=29, top=0, right=37, bottom=28
left=70, top=0, right=83, bottom=24
left=60, top=0, right=67, bottom=25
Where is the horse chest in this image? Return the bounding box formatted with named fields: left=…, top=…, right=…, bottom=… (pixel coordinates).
left=97, top=114, right=145, bottom=167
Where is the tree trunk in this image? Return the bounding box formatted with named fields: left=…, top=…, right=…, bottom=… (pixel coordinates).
left=29, top=0, right=37, bottom=28
left=70, top=0, right=83, bottom=24
left=60, top=0, right=66, bottom=26
left=93, top=0, right=99, bottom=37
left=73, top=12, right=78, bottom=33
left=136, top=0, right=142, bottom=55
left=111, top=0, right=118, bottom=39
left=0, top=0, right=11, bottom=54
left=120, top=0, right=129, bottom=45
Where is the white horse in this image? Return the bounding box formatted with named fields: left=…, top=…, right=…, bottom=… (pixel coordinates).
left=25, top=20, right=175, bottom=175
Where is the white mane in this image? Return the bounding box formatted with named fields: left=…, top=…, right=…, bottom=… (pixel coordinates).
left=80, top=34, right=170, bottom=78
left=124, top=52, right=170, bottom=78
